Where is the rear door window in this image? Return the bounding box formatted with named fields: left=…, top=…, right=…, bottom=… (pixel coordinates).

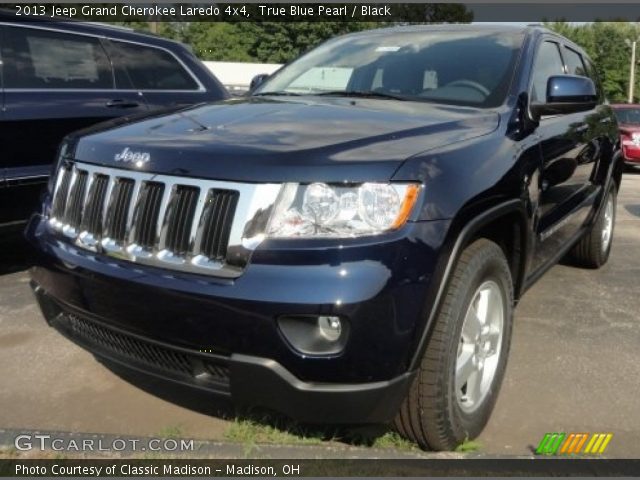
left=2, top=26, right=113, bottom=89
left=110, top=41, right=199, bottom=91
left=563, top=47, right=587, bottom=76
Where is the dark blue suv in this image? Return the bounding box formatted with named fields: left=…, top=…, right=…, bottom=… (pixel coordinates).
left=0, top=13, right=228, bottom=232
left=26, top=25, right=623, bottom=450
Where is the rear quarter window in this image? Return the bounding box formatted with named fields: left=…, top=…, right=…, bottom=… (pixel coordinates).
left=110, top=41, right=199, bottom=91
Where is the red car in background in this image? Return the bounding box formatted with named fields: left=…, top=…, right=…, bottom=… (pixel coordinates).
left=611, top=104, right=640, bottom=168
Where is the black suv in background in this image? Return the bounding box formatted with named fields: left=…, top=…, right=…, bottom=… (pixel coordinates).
left=0, top=13, right=228, bottom=232
left=28, top=25, right=622, bottom=451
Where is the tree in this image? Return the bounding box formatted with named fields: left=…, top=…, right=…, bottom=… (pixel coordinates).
left=173, top=4, right=473, bottom=63
left=545, top=21, right=640, bottom=103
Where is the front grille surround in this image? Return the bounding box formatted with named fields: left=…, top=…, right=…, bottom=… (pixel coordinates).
left=48, top=161, right=282, bottom=277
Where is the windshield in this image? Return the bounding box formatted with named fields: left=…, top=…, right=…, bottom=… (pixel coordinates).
left=613, top=108, right=640, bottom=125
left=254, top=29, right=524, bottom=108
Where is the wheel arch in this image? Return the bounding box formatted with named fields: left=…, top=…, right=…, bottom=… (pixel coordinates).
left=409, top=199, right=529, bottom=371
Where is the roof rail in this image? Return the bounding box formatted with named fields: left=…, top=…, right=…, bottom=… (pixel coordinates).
left=74, top=21, right=135, bottom=32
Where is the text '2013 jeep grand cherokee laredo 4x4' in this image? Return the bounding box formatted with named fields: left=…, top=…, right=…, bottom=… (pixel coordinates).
left=26, top=25, right=622, bottom=450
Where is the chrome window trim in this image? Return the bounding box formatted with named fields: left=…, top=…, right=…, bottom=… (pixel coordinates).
left=0, top=22, right=205, bottom=93
left=48, top=161, right=282, bottom=278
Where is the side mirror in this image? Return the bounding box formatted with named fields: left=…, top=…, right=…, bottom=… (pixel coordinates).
left=531, top=75, right=597, bottom=120
left=249, top=73, right=270, bottom=92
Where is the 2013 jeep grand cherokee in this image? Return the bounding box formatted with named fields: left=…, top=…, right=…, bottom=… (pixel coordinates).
left=26, top=25, right=622, bottom=450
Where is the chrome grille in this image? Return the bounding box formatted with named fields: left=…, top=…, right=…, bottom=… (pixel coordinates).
left=48, top=161, right=282, bottom=277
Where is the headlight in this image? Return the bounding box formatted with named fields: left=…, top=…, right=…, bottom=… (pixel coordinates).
left=266, top=182, right=420, bottom=238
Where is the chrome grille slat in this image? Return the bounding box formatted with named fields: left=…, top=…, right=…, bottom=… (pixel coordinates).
left=62, top=170, right=88, bottom=237
left=164, top=185, right=199, bottom=256
left=47, top=161, right=282, bottom=278
left=100, top=176, right=117, bottom=231
left=80, top=174, right=109, bottom=235
left=124, top=180, right=143, bottom=243
left=186, top=189, right=209, bottom=257
left=155, top=184, right=176, bottom=251
left=50, top=166, right=72, bottom=224
left=107, top=178, right=135, bottom=243
left=131, top=181, right=164, bottom=249
left=199, top=190, right=239, bottom=261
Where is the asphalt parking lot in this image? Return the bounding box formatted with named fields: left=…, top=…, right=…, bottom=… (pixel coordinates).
left=0, top=173, right=639, bottom=458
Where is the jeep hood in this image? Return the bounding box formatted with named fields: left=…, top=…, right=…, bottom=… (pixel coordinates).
left=74, top=98, right=500, bottom=183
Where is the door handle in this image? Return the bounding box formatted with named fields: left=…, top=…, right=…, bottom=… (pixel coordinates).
left=106, top=99, right=140, bottom=109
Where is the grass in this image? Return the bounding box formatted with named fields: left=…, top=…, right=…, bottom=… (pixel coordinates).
left=370, top=431, right=419, bottom=451
left=223, top=418, right=326, bottom=446
left=0, top=447, right=18, bottom=459
left=160, top=414, right=476, bottom=455
left=157, top=424, right=184, bottom=439
left=223, top=415, right=424, bottom=453
left=455, top=439, right=482, bottom=453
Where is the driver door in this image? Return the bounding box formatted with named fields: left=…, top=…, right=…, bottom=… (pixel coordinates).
left=531, top=39, right=600, bottom=271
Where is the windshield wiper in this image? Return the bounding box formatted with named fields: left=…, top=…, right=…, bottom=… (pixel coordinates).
left=253, top=91, right=302, bottom=97
left=314, top=90, right=407, bottom=101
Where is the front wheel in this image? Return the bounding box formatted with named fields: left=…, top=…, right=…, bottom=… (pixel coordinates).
left=394, top=239, right=514, bottom=451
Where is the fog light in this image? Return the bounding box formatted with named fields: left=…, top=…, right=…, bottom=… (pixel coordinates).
left=318, top=316, right=342, bottom=341
left=277, top=315, right=349, bottom=355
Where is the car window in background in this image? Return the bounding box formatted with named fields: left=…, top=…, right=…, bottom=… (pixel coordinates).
left=111, top=41, right=199, bottom=91
left=613, top=108, right=640, bottom=125
left=256, top=30, right=524, bottom=108
left=563, top=46, right=587, bottom=76
left=2, top=26, right=112, bottom=89
left=530, top=41, right=565, bottom=102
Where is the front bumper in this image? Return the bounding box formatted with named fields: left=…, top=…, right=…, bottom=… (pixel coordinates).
left=33, top=286, right=412, bottom=423
left=27, top=213, right=449, bottom=423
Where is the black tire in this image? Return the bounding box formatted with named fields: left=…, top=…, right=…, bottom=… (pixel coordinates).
left=394, top=239, right=514, bottom=451
left=571, top=183, right=617, bottom=269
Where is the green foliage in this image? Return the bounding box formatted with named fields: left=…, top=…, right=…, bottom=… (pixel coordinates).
left=223, top=418, right=326, bottom=445
left=370, top=431, right=419, bottom=451
left=180, top=22, right=387, bottom=63
left=545, top=21, right=640, bottom=103
left=111, top=4, right=472, bottom=63
left=454, top=439, right=482, bottom=453
left=157, top=424, right=184, bottom=439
